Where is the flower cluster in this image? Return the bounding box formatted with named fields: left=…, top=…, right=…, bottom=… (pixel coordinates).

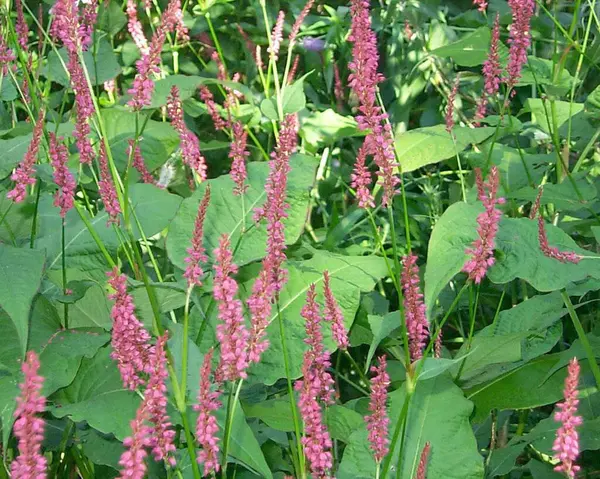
left=538, top=217, right=581, bottom=264
left=268, top=11, right=286, bottom=61
left=365, top=355, right=390, bottom=463
left=229, top=121, right=249, bottom=195
left=214, top=234, right=250, bottom=382
left=167, top=86, right=208, bottom=180
left=295, top=284, right=334, bottom=478
left=126, top=0, right=149, bottom=55
left=184, top=185, right=211, bottom=288
left=401, top=254, right=429, bottom=362
left=199, top=85, right=229, bottom=131
left=472, top=0, right=487, bottom=12
left=323, top=271, right=349, bottom=350
left=118, top=405, right=152, bottom=479
left=107, top=267, right=153, bottom=390
left=15, top=0, right=29, bottom=49
left=553, top=358, right=582, bottom=478
left=98, top=142, right=121, bottom=225
left=348, top=0, right=399, bottom=207
left=462, top=166, right=505, bottom=283
left=289, top=0, right=316, bottom=44
left=194, top=348, right=222, bottom=476
left=11, top=351, right=47, bottom=479
left=475, top=15, right=501, bottom=123
left=0, top=33, right=15, bottom=74
left=416, top=442, right=431, bottom=479
left=445, top=77, right=460, bottom=134
left=128, top=140, right=156, bottom=185
left=7, top=109, right=45, bottom=203
left=506, top=0, right=535, bottom=89
left=49, top=133, right=76, bottom=218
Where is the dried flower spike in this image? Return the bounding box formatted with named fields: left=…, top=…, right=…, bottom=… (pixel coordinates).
left=366, top=355, right=390, bottom=463
left=268, top=10, right=285, bottom=61
left=552, top=358, right=582, bottom=478
left=401, top=254, right=429, bottom=362
left=445, top=77, right=459, bottom=134
left=11, top=351, right=47, bottom=479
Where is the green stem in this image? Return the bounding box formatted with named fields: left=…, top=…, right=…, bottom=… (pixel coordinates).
left=221, top=379, right=244, bottom=473
left=561, top=290, right=600, bottom=389
left=62, top=221, right=69, bottom=329
left=180, top=409, right=203, bottom=479
left=181, top=286, right=193, bottom=396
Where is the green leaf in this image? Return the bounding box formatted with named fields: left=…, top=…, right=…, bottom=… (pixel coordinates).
left=0, top=134, right=33, bottom=178
left=339, top=374, right=484, bottom=479
left=507, top=177, right=597, bottom=212
left=51, top=347, right=140, bottom=440
left=366, top=312, right=400, bottom=370
left=522, top=99, right=584, bottom=135
left=96, top=1, right=127, bottom=36
left=0, top=311, right=22, bottom=372
left=431, top=26, right=493, bottom=67
left=0, top=374, right=19, bottom=451
left=167, top=154, right=316, bottom=270
left=261, top=79, right=306, bottom=120
left=39, top=330, right=109, bottom=396
left=0, top=187, right=35, bottom=244
left=395, top=125, right=495, bottom=173
left=246, top=251, right=388, bottom=384
left=325, top=405, right=365, bottom=442
left=243, top=399, right=295, bottom=432
left=45, top=38, right=121, bottom=86
left=424, top=202, right=600, bottom=313
left=0, top=245, right=46, bottom=356
left=585, top=83, right=600, bottom=110
left=415, top=356, right=470, bottom=381
left=300, top=109, right=362, bottom=147
left=519, top=57, right=577, bottom=95
left=77, top=428, right=125, bottom=469
left=102, top=108, right=180, bottom=172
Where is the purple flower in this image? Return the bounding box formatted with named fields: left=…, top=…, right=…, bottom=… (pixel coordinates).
left=107, top=267, right=153, bottom=390
left=98, top=142, right=121, bottom=226
left=462, top=166, right=505, bottom=284
left=10, top=351, right=47, bottom=479
left=0, top=35, right=15, bottom=75
left=538, top=216, right=581, bottom=264
left=199, top=85, right=229, bottom=131
left=323, top=271, right=349, bottom=350
left=118, top=404, right=152, bottom=479
left=194, top=348, right=222, bottom=476
left=553, top=358, right=582, bottom=478
left=167, top=86, right=207, bottom=180
left=229, top=121, right=249, bottom=195
left=214, top=234, right=250, bottom=382
left=365, top=355, right=390, bottom=463
left=7, top=109, right=45, bottom=203
left=184, top=185, right=211, bottom=288
left=483, top=15, right=502, bottom=97
left=49, top=133, right=76, bottom=218
left=302, top=37, right=325, bottom=52
left=506, top=0, right=535, bottom=89
left=401, top=254, right=429, bottom=362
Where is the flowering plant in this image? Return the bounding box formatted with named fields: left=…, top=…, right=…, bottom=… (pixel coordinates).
left=0, top=0, right=599, bottom=478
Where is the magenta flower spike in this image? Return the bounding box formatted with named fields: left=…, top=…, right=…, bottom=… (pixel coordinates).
left=246, top=269, right=275, bottom=365
left=126, top=0, right=149, bottom=55
left=15, top=0, right=30, bottom=49
left=7, top=108, right=45, bottom=203
left=289, top=0, right=315, bottom=44
left=506, top=0, right=535, bottom=90
left=475, top=15, right=501, bottom=124
left=213, top=234, right=250, bottom=382
left=11, top=351, right=48, bottom=479
left=415, top=442, right=431, bottom=479
left=183, top=185, right=211, bottom=288
left=462, top=166, right=505, bottom=284
left=351, top=143, right=375, bottom=208
left=0, top=34, right=15, bottom=75
left=553, top=358, right=582, bottom=478
left=166, top=86, right=208, bottom=180
left=268, top=10, right=285, bottom=61
left=199, top=85, right=229, bottom=131
left=538, top=217, right=581, bottom=264
left=529, top=186, right=543, bottom=220
left=128, top=140, right=156, bottom=185
left=401, top=254, right=430, bottom=362
left=365, top=355, right=390, bottom=464
left=194, top=348, right=222, bottom=476
left=323, top=271, right=349, bottom=351
left=473, top=0, right=487, bottom=12
left=107, top=267, right=153, bottom=390
left=98, top=142, right=121, bottom=226
left=229, top=121, right=249, bottom=195
left=145, top=333, right=176, bottom=466
left=49, top=133, right=76, bottom=218
left=118, top=404, right=152, bottom=479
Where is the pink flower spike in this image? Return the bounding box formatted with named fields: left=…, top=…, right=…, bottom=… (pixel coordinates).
left=289, top=0, right=315, bottom=44
left=214, top=234, right=250, bottom=382
left=69, top=56, right=95, bottom=165
left=473, top=0, right=487, bottom=12
left=365, top=355, right=390, bottom=464
left=246, top=269, right=275, bottom=365
left=483, top=15, right=502, bottom=97
left=0, top=35, right=15, bottom=75
left=118, top=403, right=152, bottom=479
left=415, top=442, right=431, bottom=479
left=184, top=185, right=211, bottom=288
left=127, top=0, right=149, bottom=55
left=107, top=267, right=153, bottom=390
left=401, top=254, right=429, bottom=362
left=462, top=166, right=505, bottom=284
left=7, top=109, right=45, bottom=203
left=194, top=348, right=222, bottom=476
left=49, top=133, right=76, bottom=218
left=552, top=358, right=582, bottom=478
left=323, top=271, right=349, bottom=350
left=333, top=63, right=345, bottom=111
left=98, top=142, right=121, bottom=226
left=15, top=0, right=30, bottom=50
left=145, top=333, right=176, bottom=466
left=506, top=0, right=535, bottom=90
left=229, top=121, right=249, bottom=195
left=10, top=351, right=47, bottom=479
left=529, top=186, right=543, bottom=219
left=199, top=85, right=229, bottom=131
left=351, top=143, right=375, bottom=209
left=538, top=217, right=581, bottom=264
left=128, top=140, right=156, bottom=185
left=167, top=86, right=207, bottom=180
left=268, top=11, right=285, bottom=61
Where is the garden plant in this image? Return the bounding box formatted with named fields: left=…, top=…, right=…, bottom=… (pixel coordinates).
left=1, top=0, right=600, bottom=477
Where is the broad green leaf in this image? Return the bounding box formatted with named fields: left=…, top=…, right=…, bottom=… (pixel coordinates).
left=300, top=109, right=362, bottom=147
left=523, top=99, right=584, bottom=134
left=45, top=38, right=121, bottom=86
left=541, top=334, right=600, bottom=383
left=0, top=188, right=35, bottom=244
left=36, top=183, right=182, bottom=273
left=0, top=134, right=33, bottom=178
left=0, top=311, right=22, bottom=372
left=507, top=177, right=597, bottom=212
left=39, top=330, right=109, bottom=396
left=339, top=374, right=484, bottom=479
left=0, top=76, right=17, bottom=101
left=0, top=244, right=45, bottom=356
left=96, top=0, right=127, bottom=36
left=0, top=374, right=19, bottom=452
left=102, top=108, right=180, bottom=172
left=395, top=125, right=495, bottom=172
left=466, top=354, right=567, bottom=422
left=325, top=405, right=365, bottom=442
left=261, top=79, right=306, bottom=120
left=366, top=312, right=400, bottom=371
left=415, top=356, right=469, bottom=381
left=431, top=26, right=493, bottom=66
left=77, top=428, right=124, bottom=469
left=519, top=57, right=577, bottom=95
left=51, top=347, right=140, bottom=440
left=424, top=202, right=600, bottom=313
left=246, top=251, right=388, bottom=385
left=167, top=154, right=316, bottom=270
left=585, top=83, right=600, bottom=110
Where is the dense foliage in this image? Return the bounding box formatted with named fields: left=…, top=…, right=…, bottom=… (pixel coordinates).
left=0, top=0, right=599, bottom=478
